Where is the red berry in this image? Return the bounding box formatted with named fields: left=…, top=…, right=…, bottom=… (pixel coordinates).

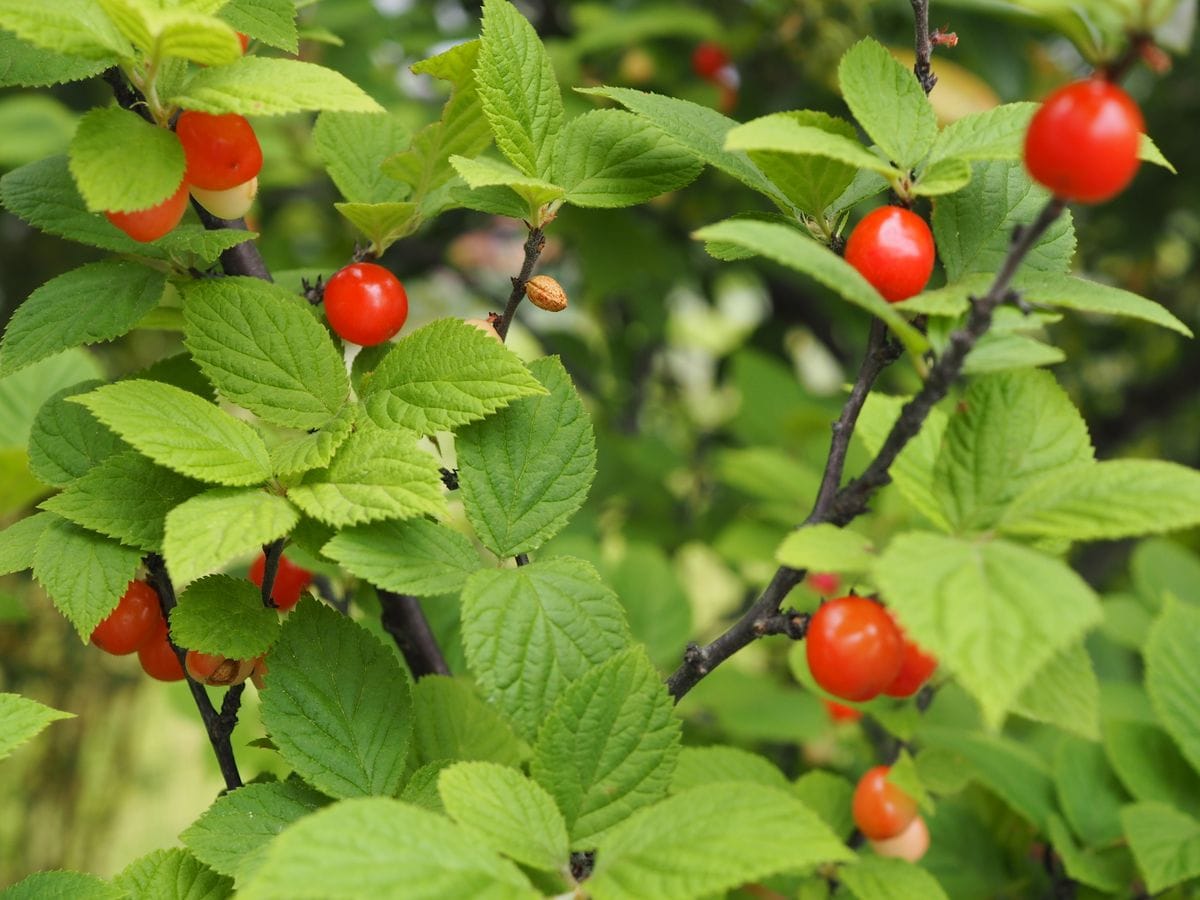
left=691, top=41, right=730, bottom=80
left=1024, top=78, right=1143, bottom=204
left=249, top=552, right=313, bottom=612
left=237, top=32, right=250, bottom=53
left=137, top=621, right=185, bottom=682
left=808, top=572, right=841, bottom=597
left=323, top=262, right=409, bottom=346
left=91, top=581, right=163, bottom=655
left=176, top=111, right=263, bottom=191
left=870, top=814, right=929, bottom=861
left=824, top=699, right=862, bottom=723
left=105, top=179, right=189, bottom=243
left=185, top=650, right=256, bottom=686
left=853, top=765, right=918, bottom=841
left=883, top=613, right=937, bottom=698
left=844, top=206, right=936, bottom=303
left=805, top=596, right=904, bottom=702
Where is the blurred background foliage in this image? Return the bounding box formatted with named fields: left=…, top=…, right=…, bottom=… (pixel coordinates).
left=0, top=0, right=1197, bottom=890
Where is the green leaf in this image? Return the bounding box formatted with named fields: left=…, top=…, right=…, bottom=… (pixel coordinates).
left=933, top=161, right=1075, bottom=283
left=1000, top=460, right=1200, bottom=541
left=588, top=783, right=854, bottom=900
left=333, top=201, right=420, bottom=250
left=1024, top=272, right=1192, bottom=336
left=1139, top=132, right=1175, bottom=172
left=182, top=780, right=330, bottom=884
left=0, top=871, right=124, bottom=900
left=1104, top=718, right=1200, bottom=817
left=726, top=112, right=900, bottom=176
left=840, top=856, right=949, bottom=900
left=402, top=762, right=452, bottom=813
left=775, top=523, right=875, bottom=576
left=599, top=541, right=692, bottom=672
left=0, top=511, right=53, bottom=575
left=933, top=370, right=1093, bottom=534
left=68, top=107, right=184, bottom=213
left=1011, top=642, right=1100, bottom=740
left=837, top=38, right=936, bottom=170
left=553, top=109, right=702, bottom=208
left=0, top=31, right=111, bottom=88
left=461, top=557, right=631, bottom=741
left=361, top=318, right=546, bottom=435
left=475, top=0, right=563, bottom=177
left=260, top=600, right=413, bottom=799
left=72, top=379, right=272, bottom=486
left=0, top=692, right=72, bottom=760
left=912, top=156, right=973, bottom=196
left=873, top=533, right=1101, bottom=728
left=1132, top=538, right=1200, bottom=609
left=237, top=797, right=538, bottom=900
left=928, top=102, right=1038, bottom=163
left=0, top=348, right=102, bottom=452
left=169, top=574, right=281, bottom=658
left=0, top=261, right=166, bottom=377
left=1146, top=599, right=1200, bottom=777
left=457, top=356, right=595, bottom=558
left=1055, top=735, right=1129, bottom=847
left=171, top=57, right=383, bottom=116
left=113, top=848, right=233, bottom=900
left=532, top=647, right=681, bottom=847
left=287, top=426, right=445, bottom=528
left=40, top=450, right=203, bottom=552
left=33, top=515, right=142, bottom=640
left=220, top=0, right=299, bottom=54
left=449, top=154, right=565, bottom=214
left=324, top=518, right=480, bottom=597
left=0, top=0, right=131, bottom=59
left=1047, top=814, right=1134, bottom=893
left=961, top=331, right=1065, bottom=374
left=439, top=762, right=569, bottom=872
left=670, top=746, right=790, bottom=793
left=182, top=277, right=350, bottom=430
left=856, top=393, right=949, bottom=530
left=1122, top=802, right=1200, bottom=894
left=27, top=380, right=125, bottom=487
left=793, top=770, right=856, bottom=839
left=313, top=112, right=411, bottom=204
left=411, top=677, right=524, bottom=769
left=269, top=405, right=355, bottom=478
left=692, top=219, right=927, bottom=356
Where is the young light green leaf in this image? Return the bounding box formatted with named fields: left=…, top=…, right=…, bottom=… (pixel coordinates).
left=1121, top=802, right=1200, bottom=894
left=142, top=8, right=244, bottom=66
left=169, top=573, right=280, bottom=657
left=269, top=405, right=355, bottom=478
left=333, top=201, right=420, bottom=250
left=360, top=318, right=546, bottom=435
left=457, top=356, right=595, bottom=558
left=726, top=113, right=900, bottom=176
left=40, top=450, right=203, bottom=552
left=411, top=677, right=525, bottom=769
left=171, top=57, right=383, bottom=116
left=1021, top=272, right=1191, bottom=336
left=439, top=762, right=569, bottom=872
left=0, top=693, right=73, bottom=760
left=0, top=871, right=124, bottom=900
left=1104, top=718, right=1200, bottom=817
left=0, top=511, right=53, bottom=575
left=793, top=770, right=856, bottom=838
left=598, top=541, right=692, bottom=672
left=670, top=746, right=790, bottom=794
left=934, top=370, right=1093, bottom=534
left=71, top=380, right=272, bottom=486
left=163, top=488, right=299, bottom=585
left=588, top=783, right=854, bottom=900
left=461, top=557, right=631, bottom=741
left=1011, top=642, right=1100, bottom=740
left=911, top=156, right=972, bottom=196
left=1145, top=600, right=1200, bottom=777
left=1132, top=538, right=1200, bottom=610
left=873, top=533, right=1101, bottom=729
left=775, top=524, right=875, bottom=576
left=475, top=0, right=563, bottom=177
left=0, top=348, right=102, bottom=452
left=237, top=798, right=538, bottom=900
left=962, top=331, right=1065, bottom=375
left=840, top=856, right=950, bottom=900
left=0, top=31, right=112, bottom=88
left=323, top=518, right=481, bottom=596
left=68, top=108, right=184, bottom=213
left=928, top=102, right=1038, bottom=164
left=182, top=277, right=350, bottom=430
left=0, top=261, right=166, bottom=377
left=448, top=154, right=565, bottom=213
left=0, top=0, right=131, bottom=59
left=220, top=0, right=299, bottom=53
left=313, top=112, right=411, bottom=204
left=837, top=38, right=937, bottom=169
left=1055, top=735, right=1130, bottom=848
left=855, top=393, right=949, bottom=530
left=532, top=647, right=681, bottom=847
left=553, top=109, right=702, bottom=208
left=1000, top=460, right=1200, bottom=541
left=1139, top=133, right=1175, bottom=172
left=693, top=218, right=927, bottom=356
left=113, top=848, right=233, bottom=900
left=1046, top=815, right=1134, bottom=894
left=260, top=600, right=413, bottom=799
left=33, top=515, right=143, bottom=640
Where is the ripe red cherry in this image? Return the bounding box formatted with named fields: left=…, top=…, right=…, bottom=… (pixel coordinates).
left=691, top=41, right=730, bottom=80
left=323, top=262, right=409, bottom=346
left=824, top=699, right=862, bottom=723
left=249, top=551, right=313, bottom=612
left=105, top=179, right=189, bottom=243
left=1024, top=78, right=1143, bottom=204
left=91, top=581, right=163, bottom=655
left=137, top=621, right=185, bottom=682
left=805, top=595, right=904, bottom=702
left=176, top=111, right=263, bottom=191
left=870, top=814, right=929, bottom=861
left=844, top=206, right=936, bottom=303
left=883, top=613, right=937, bottom=698
left=853, top=765, right=918, bottom=841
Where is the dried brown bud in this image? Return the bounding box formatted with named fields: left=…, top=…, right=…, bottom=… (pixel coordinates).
left=524, top=274, right=568, bottom=312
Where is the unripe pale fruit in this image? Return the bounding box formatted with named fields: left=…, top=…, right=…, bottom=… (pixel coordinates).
left=870, top=814, right=930, bottom=862
left=465, top=317, right=503, bottom=342
left=525, top=274, right=568, bottom=311
left=190, top=177, right=258, bottom=220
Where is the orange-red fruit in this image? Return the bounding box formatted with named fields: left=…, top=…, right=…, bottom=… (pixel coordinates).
left=176, top=110, right=263, bottom=191
left=249, top=552, right=313, bottom=612
left=137, top=621, right=186, bottom=682
left=185, top=650, right=256, bottom=686
left=844, top=206, right=936, bottom=303
left=824, top=699, right=862, bottom=723
left=853, top=765, right=918, bottom=841
left=808, top=571, right=841, bottom=597
left=237, top=32, right=250, bottom=53
left=883, top=613, right=938, bottom=698
left=91, top=581, right=163, bottom=655
left=692, top=42, right=730, bottom=80
left=105, top=180, right=189, bottom=243
left=870, top=814, right=930, bottom=861
left=323, top=262, right=409, bottom=346
left=806, top=596, right=904, bottom=702
left=1024, top=78, right=1143, bottom=204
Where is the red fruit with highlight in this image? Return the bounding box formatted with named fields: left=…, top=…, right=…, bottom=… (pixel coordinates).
left=137, top=621, right=185, bottom=682
left=808, top=572, right=841, bottom=597
left=844, top=206, right=936, bottom=303
left=323, top=262, right=409, bottom=346
left=824, top=699, right=862, bottom=723
left=249, top=552, right=313, bottom=612
left=691, top=41, right=730, bottom=80
left=805, top=595, right=904, bottom=702
left=91, top=581, right=163, bottom=655
left=883, top=613, right=938, bottom=698
left=176, top=110, right=263, bottom=191
left=105, top=180, right=189, bottom=243
left=853, top=765, right=918, bottom=841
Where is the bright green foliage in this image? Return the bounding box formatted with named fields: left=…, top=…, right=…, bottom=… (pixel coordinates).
left=268, top=405, right=355, bottom=478
left=27, top=379, right=122, bottom=489
left=0, top=693, right=72, bottom=760
left=98, top=1, right=243, bottom=67
left=669, top=746, right=790, bottom=793
left=0, top=512, right=52, bottom=576
left=0, top=1, right=130, bottom=60
left=1121, top=802, right=1200, bottom=893
left=597, top=542, right=692, bottom=672
left=1146, top=600, right=1200, bottom=776
left=841, top=856, right=949, bottom=900
left=113, top=848, right=233, bottom=900
left=1012, top=642, right=1100, bottom=740
left=856, top=393, right=950, bottom=529
left=776, top=523, right=875, bottom=576
left=0, top=870, right=124, bottom=900
left=68, top=108, right=184, bottom=212
left=163, top=488, right=298, bottom=585
left=169, top=574, right=280, bottom=658
left=324, top=518, right=481, bottom=597
left=793, top=770, right=856, bottom=839
left=928, top=102, right=1038, bottom=163
left=170, top=57, right=383, bottom=116
left=838, top=38, right=937, bottom=170
left=220, top=0, right=299, bottom=53
left=1055, top=736, right=1129, bottom=847
left=0, top=31, right=111, bottom=88
left=410, top=677, right=525, bottom=769
left=313, top=112, right=411, bottom=205
left=260, top=601, right=412, bottom=799
left=1104, top=718, right=1200, bottom=818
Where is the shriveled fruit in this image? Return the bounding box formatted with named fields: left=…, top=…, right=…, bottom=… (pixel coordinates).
left=185, top=650, right=256, bottom=687
left=525, top=274, right=568, bottom=311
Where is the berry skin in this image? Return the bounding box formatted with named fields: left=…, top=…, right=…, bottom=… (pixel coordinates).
left=807, top=572, right=841, bottom=597
left=870, top=814, right=930, bottom=861
left=249, top=552, right=313, bottom=612
left=323, top=262, right=409, bottom=346
left=844, top=206, right=936, bottom=303
left=91, top=581, right=163, bottom=655
left=692, top=41, right=730, bottom=80
left=883, top=613, right=937, bottom=698
left=806, top=596, right=904, bottom=702
left=105, top=180, right=189, bottom=243
left=237, top=32, right=250, bottom=53
left=853, top=765, right=918, bottom=841
left=137, top=621, right=186, bottom=682
left=1024, top=78, right=1143, bottom=204
left=185, top=650, right=256, bottom=687
left=176, top=111, right=263, bottom=191
left=190, top=177, right=258, bottom=220
left=824, top=699, right=862, bottom=723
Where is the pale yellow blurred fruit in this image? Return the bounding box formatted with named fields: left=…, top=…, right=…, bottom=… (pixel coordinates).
left=190, top=176, right=258, bottom=220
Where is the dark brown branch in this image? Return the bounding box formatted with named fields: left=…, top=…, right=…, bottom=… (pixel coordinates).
left=257, top=538, right=285, bottom=608
left=378, top=591, right=451, bottom=678
left=189, top=201, right=272, bottom=281
left=910, top=0, right=938, bottom=94
left=496, top=227, right=545, bottom=341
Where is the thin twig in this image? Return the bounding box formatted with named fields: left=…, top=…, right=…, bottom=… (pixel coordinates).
left=257, top=538, right=285, bottom=608
left=910, top=0, right=938, bottom=94
left=496, top=227, right=545, bottom=340
left=378, top=591, right=451, bottom=678
left=189, top=201, right=273, bottom=282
